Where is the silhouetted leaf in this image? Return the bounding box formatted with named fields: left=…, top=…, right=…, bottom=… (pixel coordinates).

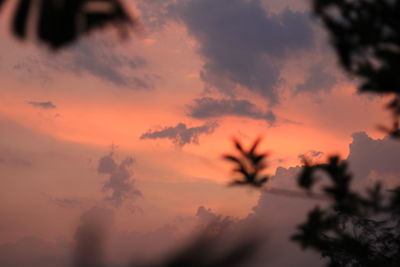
left=6, top=0, right=137, bottom=49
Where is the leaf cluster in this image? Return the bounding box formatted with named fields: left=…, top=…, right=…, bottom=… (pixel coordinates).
left=0, top=0, right=135, bottom=49
left=312, top=0, right=400, bottom=95
left=223, top=138, right=269, bottom=188
left=293, top=156, right=400, bottom=267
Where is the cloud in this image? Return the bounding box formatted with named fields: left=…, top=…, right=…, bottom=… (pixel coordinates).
left=249, top=166, right=324, bottom=267
left=97, top=153, right=142, bottom=207
left=297, top=150, right=324, bottom=162
left=188, top=97, right=276, bottom=124
left=60, top=39, right=150, bottom=88
left=26, top=101, right=56, bottom=109
left=49, top=197, right=85, bottom=209
left=0, top=236, right=70, bottom=267
left=14, top=38, right=152, bottom=89
left=295, top=64, right=337, bottom=95
left=174, top=0, right=314, bottom=103
left=0, top=155, right=32, bottom=167
left=140, top=121, right=219, bottom=147
left=346, top=132, right=400, bottom=188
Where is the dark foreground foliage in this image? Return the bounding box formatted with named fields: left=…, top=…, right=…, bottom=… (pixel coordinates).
left=312, top=0, right=400, bottom=95
left=293, top=156, right=400, bottom=267
left=311, top=0, right=400, bottom=136
left=143, top=229, right=260, bottom=267
left=223, top=138, right=269, bottom=188
left=0, top=0, right=136, bottom=49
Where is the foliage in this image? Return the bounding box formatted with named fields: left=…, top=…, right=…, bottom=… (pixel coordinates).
left=312, top=0, right=400, bottom=95
left=223, top=138, right=269, bottom=188
left=311, top=0, right=400, bottom=136
left=0, top=0, right=135, bottom=49
left=144, top=228, right=260, bottom=267
left=293, top=156, right=400, bottom=267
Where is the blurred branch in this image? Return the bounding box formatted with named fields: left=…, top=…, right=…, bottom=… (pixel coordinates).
left=223, top=137, right=269, bottom=188
left=1, top=0, right=137, bottom=49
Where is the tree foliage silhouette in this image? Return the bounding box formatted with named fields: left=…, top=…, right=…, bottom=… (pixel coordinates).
left=311, top=0, right=400, bottom=136
left=0, top=0, right=136, bottom=49
left=292, top=156, right=400, bottom=267
left=223, top=138, right=269, bottom=188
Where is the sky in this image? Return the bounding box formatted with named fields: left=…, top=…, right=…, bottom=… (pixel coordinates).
left=0, top=0, right=398, bottom=266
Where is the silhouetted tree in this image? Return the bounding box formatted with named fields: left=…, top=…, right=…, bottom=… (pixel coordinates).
left=311, top=0, right=400, bottom=136
left=292, top=156, right=400, bottom=267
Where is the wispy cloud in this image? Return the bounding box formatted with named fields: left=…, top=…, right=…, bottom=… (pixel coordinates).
left=140, top=121, right=219, bottom=147
left=26, top=101, right=56, bottom=109
left=188, top=97, right=275, bottom=125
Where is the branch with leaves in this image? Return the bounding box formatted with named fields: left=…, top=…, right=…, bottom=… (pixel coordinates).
left=223, top=138, right=269, bottom=188
left=293, top=156, right=400, bottom=267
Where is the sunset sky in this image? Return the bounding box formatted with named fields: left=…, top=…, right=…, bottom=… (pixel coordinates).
left=1, top=0, right=399, bottom=266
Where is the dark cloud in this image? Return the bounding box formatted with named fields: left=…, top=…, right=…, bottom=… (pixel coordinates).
left=295, top=64, right=337, bottom=94
left=140, top=121, right=219, bottom=147
left=61, top=39, right=150, bottom=88
left=297, top=150, right=324, bottom=162
left=174, top=0, right=314, bottom=103
left=97, top=153, right=142, bottom=207
left=26, top=101, right=56, bottom=109
left=188, top=97, right=276, bottom=124
left=15, top=38, right=151, bottom=89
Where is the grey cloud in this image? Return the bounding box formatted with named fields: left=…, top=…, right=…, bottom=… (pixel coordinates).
left=174, top=0, right=314, bottom=103
left=196, top=206, right=219, bottom=221
left=250, top=166, right=324, bottom=267
left=49, top=197, right=84, bottom=209
left=188, top=97, right=276, bottom=125
left=136, top=0, right=175, bottom=30
left=15, top=39, right=151, bottom=89
left=61, top=40, right=150, bottom=88
left=140, top=121, right=219, bottom=147
left=0, top=156, right=32, bottom=167
left=297, top=150, right=324, bottom=162
left=97, top=153, right=142, bottom=207
left=295, top=64, right=337, bottom=94
left=347, top=132, right=400, bottom=187
left=26, top=101, right=56, bottom=109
